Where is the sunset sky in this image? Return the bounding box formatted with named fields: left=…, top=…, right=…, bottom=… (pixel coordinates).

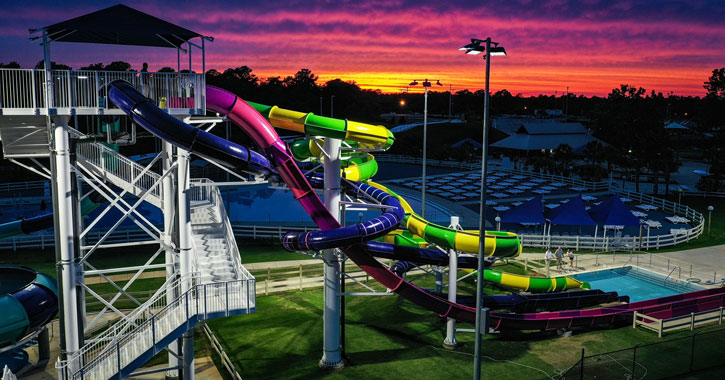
left=0, top=0, right=722, bottom=96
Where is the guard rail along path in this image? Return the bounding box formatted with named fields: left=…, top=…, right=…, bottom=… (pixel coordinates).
left=56, top=272, right=255, bottom=380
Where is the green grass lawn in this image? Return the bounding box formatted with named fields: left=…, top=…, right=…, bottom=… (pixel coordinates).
left=0, top=246, right=166, bottom=279
left=208, top=280, right=725, bottom=380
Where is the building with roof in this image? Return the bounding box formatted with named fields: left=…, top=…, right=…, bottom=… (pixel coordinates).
left=491, top=118, right=604, bottom=153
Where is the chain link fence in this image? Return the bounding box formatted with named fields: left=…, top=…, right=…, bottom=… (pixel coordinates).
left=560, top=328, right=725, bottom=379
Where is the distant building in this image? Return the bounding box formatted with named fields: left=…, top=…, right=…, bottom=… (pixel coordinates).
left=490, top=118, right=604, bottom=153
left=664, top=120, right=697, bottom=130
left=451, top=138, right=482, bottom=150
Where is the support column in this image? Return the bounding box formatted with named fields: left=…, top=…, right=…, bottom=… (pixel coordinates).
left=444, top=216, right=460, bottom=349
left=319, top=137, right=344, bottom=369
left=163, top=141, right=180, bottom=379
left=50, top=117, right=82, bottom=361
left=177, top=147, right=194, bottom=380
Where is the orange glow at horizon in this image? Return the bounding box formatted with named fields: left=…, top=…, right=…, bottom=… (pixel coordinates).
left=1, top=2, right=722, bottom=98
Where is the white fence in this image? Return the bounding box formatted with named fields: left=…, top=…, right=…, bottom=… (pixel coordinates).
left=633, top=308, right=725, bottom=337
left=0, top=68, right=205, bottom=115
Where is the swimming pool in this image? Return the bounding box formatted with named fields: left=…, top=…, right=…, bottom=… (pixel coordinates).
left=68, top=183, right=454, bottom=229
left=573, top=267, right=703, bottom=302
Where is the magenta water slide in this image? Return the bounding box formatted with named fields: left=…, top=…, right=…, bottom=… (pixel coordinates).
left=109, top=80, right=725, bottom=330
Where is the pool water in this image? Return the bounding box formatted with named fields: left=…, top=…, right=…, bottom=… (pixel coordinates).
left=573, top=267, right=703, bottom=302
left=75, top=183, right=454, bottom=229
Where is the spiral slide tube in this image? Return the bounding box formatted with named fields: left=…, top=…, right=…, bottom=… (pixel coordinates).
left=0, top=192, right=104, bottom=240
left=0, top=266, right=58, bottom=348
left=291, top=138, right=379, bottom=182
left=254, top=104, right=524, bottom=259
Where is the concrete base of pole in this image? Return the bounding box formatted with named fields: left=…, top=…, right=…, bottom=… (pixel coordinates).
left=442, top=334, right=458, bottom=350
left=556, top=328, right=573, bottom=337
left=318, top=357, right=345, bottom=370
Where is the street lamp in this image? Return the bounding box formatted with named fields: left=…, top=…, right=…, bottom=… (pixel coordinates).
left=708, top=205, right=714, bottom=235
left=460, top=36, right=507, bottom=380
left=330, top=95, right=335, bottom=117
left=409, top=78, right=443, bottom=218
left=495, top=216, right=501, bottom=231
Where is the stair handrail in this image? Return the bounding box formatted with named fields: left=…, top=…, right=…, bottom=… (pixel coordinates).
left=57, top=272, right=199, bottom=378
left=664, top=266, right=679, bottom=285
left=70, top=128, right=162, bottom=200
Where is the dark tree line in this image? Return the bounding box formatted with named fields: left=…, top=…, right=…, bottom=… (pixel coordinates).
left=1, top=60, right=723, bottom=191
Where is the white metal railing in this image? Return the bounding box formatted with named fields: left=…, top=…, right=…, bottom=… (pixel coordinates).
left=74, top=137, right=163, bottom=203
left=0, top=180, right=47, bottom=193
left=0, top=68, right=205, bottom=115
left=57, top=272, right=255, bottom=380
left=0, top=69, right=46, bottom=110
left=375, top=154, right=610, bottom=191
left=681, top=190, right=725, bottom=198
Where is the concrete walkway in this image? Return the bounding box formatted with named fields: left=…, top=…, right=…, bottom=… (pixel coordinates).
left=516, top=247, right=725, bottom=285
left=650, top=245, right=725, bottom=273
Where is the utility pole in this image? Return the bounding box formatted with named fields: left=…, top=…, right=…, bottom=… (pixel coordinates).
left=565, top=86, right=569, bottom=116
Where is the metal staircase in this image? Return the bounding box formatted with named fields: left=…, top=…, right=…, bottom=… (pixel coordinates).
left=190, top=179, right=246, bottom=283
left=56, top=133, right=256, bottom=380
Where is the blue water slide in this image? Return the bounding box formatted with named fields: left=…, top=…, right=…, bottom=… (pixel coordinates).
left=0, top=186, right=105, bottom=240
left=0, top=266, right=58, bottom=348
left=107, top=81, right=272, bottom=177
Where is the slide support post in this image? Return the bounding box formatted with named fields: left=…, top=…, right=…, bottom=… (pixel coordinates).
left=177, top=146, right=194, bottom=380
left=51, top=117, right=83, bottom=362
left=163, top=141, right=180, bottom=379
left=319, top=137, right=344, bottom=369
left=444, top=216, right=460, bottom=349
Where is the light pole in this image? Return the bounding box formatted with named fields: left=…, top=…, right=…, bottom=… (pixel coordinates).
left=460, top=37, right=507, bottom=380
left=449, top=84, right=453, bottom=122
left=409, top=78, right=443, bottom=218
left=330, top=95, right=335, bottom=117
left=320, top=96, right=323, bottom=115
left=495, top=216, right=501, bottom=231
left=708, top=205, right=714, bottom=235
